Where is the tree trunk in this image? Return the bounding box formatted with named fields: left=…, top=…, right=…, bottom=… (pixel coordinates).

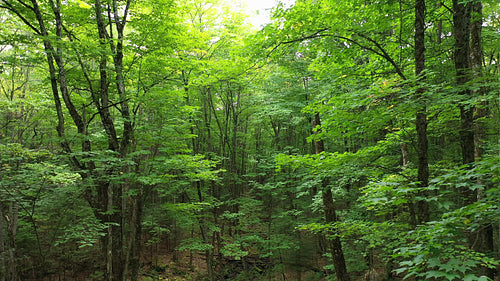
left=111, top=184, right=124, bottom=281
left=415, top=0, right=430, bottom=224
left=3, top=1, right=140, bottom=280
left=93, top=1, right=139, bottom=279
left=7, top=203, right=17, bottom=281
left=453, top=0, right=474, bottom=164
left=321, top=187, right=351, bottom=281
left=313, top=113, right=350, bottom=281
left=470, top=2, right=496, bottom=279
left=0, top=204, right=5, bottom=281
left=453, top=0, right=475, bottom=203
left=471, top=1, right=486, bottom=162
left=124, top=193, right=142, bottom=281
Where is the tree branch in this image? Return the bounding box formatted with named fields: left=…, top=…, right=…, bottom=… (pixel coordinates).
left=0, top=0, right=41, bottom=35
left=354, top=32, right=407, bottom=80
left=268, top=28, right=407, bottom=80
left=266, top=28, right=329, bottom=58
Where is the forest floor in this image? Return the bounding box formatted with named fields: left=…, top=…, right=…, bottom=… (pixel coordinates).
left=140, top=250, right=208, bottom=281
left=138, top=238, right=378, bottom=281
left=37, top=237, right=385, bottom=280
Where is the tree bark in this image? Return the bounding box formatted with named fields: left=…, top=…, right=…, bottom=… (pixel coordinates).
left=471, top=1, right=486, bottom=162
left=453, top=0, right=475, bottom=164
left=313, top=113, right=350, bottom=281
left=0, top=204, right=5, bottom=281
left=453, top=0, right=475, bottom=205
left=7, top=203, right=17, bottom=281
left=470, top=2, right=496, bottom=279
left=93, top=1, right=140, bottom=279
left=25, top=0, right=82, bottom=167
left=415, top=0, right=430, bottom=223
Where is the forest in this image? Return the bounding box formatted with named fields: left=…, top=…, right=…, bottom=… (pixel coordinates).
left=0, top=0, right=499, bottom=280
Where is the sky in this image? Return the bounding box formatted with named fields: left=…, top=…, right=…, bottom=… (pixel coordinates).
left=242, top=0, right=276, bottom=28
left=239, top=0, right=295, bottom=28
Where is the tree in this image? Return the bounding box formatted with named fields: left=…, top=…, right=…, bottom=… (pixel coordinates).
left=414, top=0, right=430, bottom=225
left=0, top=0, right=498, bottom=280
left=312, top=115, right=351, bottom=281
left=0, top=0, right=161, bottom=279
left=263, top=0, right=499, bottom=280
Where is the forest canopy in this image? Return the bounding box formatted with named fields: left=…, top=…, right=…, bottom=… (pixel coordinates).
left=0, top=0, right=499, bottom=280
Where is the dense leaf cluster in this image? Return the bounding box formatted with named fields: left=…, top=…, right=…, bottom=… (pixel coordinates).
left=0, top=0, right=498, bottom=280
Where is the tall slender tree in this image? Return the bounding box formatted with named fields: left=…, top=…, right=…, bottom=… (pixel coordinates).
left=470, top=2, right=496, bottom=279
left=453, top=0, right=475, bottom=168
left=0, top=0, right=144, bottom=279
left=414, top=0, right=430, bottom=224
left=312, top=113, right=350, bottom=281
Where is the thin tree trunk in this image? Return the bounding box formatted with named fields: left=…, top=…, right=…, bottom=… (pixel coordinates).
left=321, top=187, right=350, bottom=281
left=415, top=0, right=430, bottom=223
left=202, top=87, right=213, bottom=153
left=452, top=1, right=474, bottom=164
left=7, top=202, right=17, bottom=281
left=131, top=194, right=143, bottom=281
left=106, top=186, right=113, bottom=281
left=112, top=184, right=124, bottom=281
left=0, top=204, right=5, bottom=281
left=470, top=2, right=496, bottom=279
left=3, top=1, right=138, bottom=280
left=313, top=113, right=350, bottom=281
left=123, top=190, right=142, bottom=281
left=94, top=1, right=137, bottom=279
left=25, top=0, right=81, bottom=168
left=471, top=1, right=486, bottom=162
left=453, top=0, right=475, bottom=202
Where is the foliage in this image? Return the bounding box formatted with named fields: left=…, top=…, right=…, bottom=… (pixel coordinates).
left=0, top=0, right=498, bottom=280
